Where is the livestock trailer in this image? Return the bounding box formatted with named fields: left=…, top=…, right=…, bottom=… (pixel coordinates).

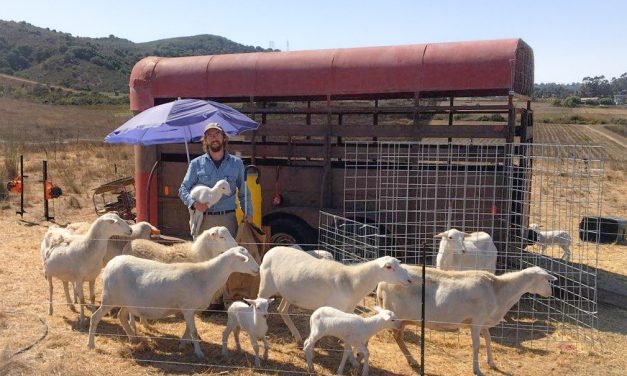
left=128, top=38, right=534, bottom=243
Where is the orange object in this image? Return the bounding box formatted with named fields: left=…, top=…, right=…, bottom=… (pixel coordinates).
left=7, top=176, right=23, bottom=194
left=45, top=181, right=62, bottom=200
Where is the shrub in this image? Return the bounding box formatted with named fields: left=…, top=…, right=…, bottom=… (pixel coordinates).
left=477, top=114, right=506, bottom=122
left=562, top=96, right=582, bottom=108
left=599, top=97, right=615, bottom=106
left=550, top=97, right=562, bottom=107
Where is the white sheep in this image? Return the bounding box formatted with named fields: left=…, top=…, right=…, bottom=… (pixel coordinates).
left=188, top=179, right=231, bottom=238
left=257, top=246, right=412, bottom=343
left=303, top=306, right=401, bottom=376
left=435, top=229, right=497, bottom=273
left=222, top=297, right=275, bottom=366
left=307, top=249, right=334, bottom=260
left=376, top=265, right=556, bottom=376
left=87, top=246, right=259, bottom=358
left=528, top=223, right=572, bottom=261
left=43, top=221, right=159, bottom=310
left=42, top=213, right=133, bottom=325
left=124, top=225, right=237, bottom=263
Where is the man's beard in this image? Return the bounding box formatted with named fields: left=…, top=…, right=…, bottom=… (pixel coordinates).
left=209, top=141, right=223, bottom=152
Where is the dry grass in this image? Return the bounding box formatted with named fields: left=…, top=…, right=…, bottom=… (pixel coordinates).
left=0, top=103, right=626, bottom=375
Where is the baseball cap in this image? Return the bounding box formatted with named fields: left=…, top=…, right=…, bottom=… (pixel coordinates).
left=204, top=122, right=224, bottom=134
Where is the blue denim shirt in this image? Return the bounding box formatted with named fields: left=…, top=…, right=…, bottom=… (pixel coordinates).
left=179, top=152, right=253, bottom=217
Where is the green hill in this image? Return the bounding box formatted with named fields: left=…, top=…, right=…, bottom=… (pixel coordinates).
left=0, top=20, right=273, bottom=93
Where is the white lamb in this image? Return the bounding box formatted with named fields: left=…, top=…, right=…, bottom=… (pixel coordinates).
left=222, top=297, right=275, bottom=367
left=303, top=306, right=401, bottom=376
left=435, top=229, right=497, bottom=273
left=377, top=265, right=556, bottom=376
left=528, top=223, right=572, bottom=261
left=42, top=213, right=133, bottom=325
left=188, top=179, right=231, bottom=238
left=257, top=246, right=412, bottom=343
left=87, top=246, right=259, bottom=358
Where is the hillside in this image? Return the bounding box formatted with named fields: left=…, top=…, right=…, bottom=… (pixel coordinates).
left=0, top=20, right=274, bottom=93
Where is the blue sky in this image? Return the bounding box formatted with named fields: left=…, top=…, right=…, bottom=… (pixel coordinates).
left=3, top=0, right=626, bottom=83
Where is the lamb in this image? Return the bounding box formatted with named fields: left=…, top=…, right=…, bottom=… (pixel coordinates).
left=528, top=223, right=572, bottom=261
left=87, top=246, right=259, bottom=358
left=222, top=297, right=274, bottom=367
left=435, top=229, right=497, bottom=273
left=376, top=265, right=556, bottom=376
left=42, top=213, right=133, bottom=325
left=303, top=306, right=401, bottom=376
left=124, top=225, right=237, bottom=263
left=257, top=246, right=412, bottom=343
left=188, top=179, right=231, bottom=238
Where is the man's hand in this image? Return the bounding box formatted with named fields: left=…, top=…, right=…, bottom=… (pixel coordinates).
left=245, top=215, right=254, bottom=224
left=193, top=202, right=209, bottom=212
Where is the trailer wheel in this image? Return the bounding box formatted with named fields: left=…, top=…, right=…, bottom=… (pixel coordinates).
left=266, top=217, right=317, bottom=249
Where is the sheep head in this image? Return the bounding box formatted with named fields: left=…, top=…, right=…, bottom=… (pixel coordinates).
left=377, top=256, right=412, bottom=286
left=244, top=297, right=274, bottom=319
left=98, top=213, right=133, bottom=237
left=435, top=229, right=469, bottom=253
left=228, top=246, right=260, bottom=276
left=373, top=306, right=402, bottom=330
left=526, top=266, right=557, bottom=297
left=214, top=179, right=232, bottom=196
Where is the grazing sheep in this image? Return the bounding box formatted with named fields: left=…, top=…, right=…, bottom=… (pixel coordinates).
left=303, top=306, right=401, bottom=376
left=435, top=229, right=497, bottom=273
left=87, top=246, right=259, bottom=358
left=257, top=246, right=412, bottom=343
left=528, top=223, right=572, bottom=261
left=42, top=213, right=133, bottom=325
left=376, top=266, right=556, bottom=376
left=189, top=179, right=231, bottom=238
left=124, top=225, right=237, bottom=263
left=222, top=298, right=274, bottom=366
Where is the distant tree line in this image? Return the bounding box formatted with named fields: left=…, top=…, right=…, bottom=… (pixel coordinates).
left=534, top=73, right=627, bottom=106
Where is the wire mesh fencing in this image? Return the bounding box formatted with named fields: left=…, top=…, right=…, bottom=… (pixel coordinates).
left=342, top=141, right=602, bottom=348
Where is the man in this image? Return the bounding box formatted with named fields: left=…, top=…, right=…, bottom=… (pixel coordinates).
left=179, top=122, right=253, bottom=312
left=179, top=122, right=253, bottom=237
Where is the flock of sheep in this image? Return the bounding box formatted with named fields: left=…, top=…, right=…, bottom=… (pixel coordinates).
left=39, top=213, right=564, bottom=376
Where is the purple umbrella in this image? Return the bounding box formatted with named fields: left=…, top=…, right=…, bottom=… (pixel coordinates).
left=105, top=99, right=258, bottom=162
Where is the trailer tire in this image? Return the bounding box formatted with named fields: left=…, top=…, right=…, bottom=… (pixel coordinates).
left=266, top=217, right=317, bottom=249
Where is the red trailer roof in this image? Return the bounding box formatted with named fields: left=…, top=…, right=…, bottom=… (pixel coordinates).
left=129, top=39, right=533, bottom=111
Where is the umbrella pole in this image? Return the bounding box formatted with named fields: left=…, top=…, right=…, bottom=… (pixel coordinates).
left=183, top=129, right=191, bottom=164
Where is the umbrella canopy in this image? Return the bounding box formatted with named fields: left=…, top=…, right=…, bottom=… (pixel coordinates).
left=105, top=99, right=258, bottom=145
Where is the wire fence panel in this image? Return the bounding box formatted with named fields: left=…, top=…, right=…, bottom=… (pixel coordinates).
left=343, top=141, right=602, bottom=347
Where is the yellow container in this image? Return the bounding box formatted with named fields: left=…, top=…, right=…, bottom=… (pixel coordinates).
left=236, top=168, right=262, bottom=227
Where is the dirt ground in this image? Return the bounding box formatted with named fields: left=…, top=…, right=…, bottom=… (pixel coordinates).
left=1, top=122, right=626, bottom=375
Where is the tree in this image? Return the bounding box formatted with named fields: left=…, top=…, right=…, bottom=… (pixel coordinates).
left=611, top=73, right=627, bottom=95
left=579, top=75, right=612, bottom=97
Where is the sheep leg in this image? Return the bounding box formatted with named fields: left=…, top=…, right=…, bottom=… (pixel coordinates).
left=471, top=325, right=484, bottom=376
left=248, top=332, right=261, bottom=367
left=356, top=344, right=369, bottom=376
left=303, top=332, right=320, bottom=373
left=562, top=245, right=571, bottom=262
left=277, top=299, right=302, bottom=343
left=89, top=280, right=96, bottom=309
left=262, top=336, right=269, bottom=361
left=181, top=310, right=204, bottom=358
left=118, top=307, right=138, bottom=343
left=87, top=303, right=113, bottom=349
left=62, top=281, right=76, bottom=311
left=47, top=276, right=54, bottom=315
left=179, top=324, right=191, bottom=349
left=76, top=279, right=87, bottom=327
left=481, top=328, right=496, bottom=369
left=540, top=244, right=547, bottom=256
left=233, top=326, right=242, bottom=352
left=393, top=323, right=419, bottom=367
left=337, top=343, right=352, bottom=375
left=221, top=319, right=235, bottom=358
